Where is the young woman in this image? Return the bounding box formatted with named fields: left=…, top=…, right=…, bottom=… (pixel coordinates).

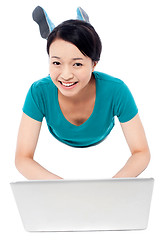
left=15, top=8, right=150, bottom=180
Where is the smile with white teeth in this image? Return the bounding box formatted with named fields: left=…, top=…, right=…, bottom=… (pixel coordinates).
left=59, top=81, right=77, bottom=87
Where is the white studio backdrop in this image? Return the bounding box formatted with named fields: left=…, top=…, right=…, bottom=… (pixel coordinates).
left=0, top=0, right=159, bottom=239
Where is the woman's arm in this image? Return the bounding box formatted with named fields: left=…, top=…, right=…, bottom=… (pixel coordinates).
left=113, top=114, right=150, bottom=178
left=15, top=113, right=63, bottom=180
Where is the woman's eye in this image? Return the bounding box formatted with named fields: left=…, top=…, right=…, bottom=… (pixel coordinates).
left=52, top=61, right=61, bottom=65
left=74, top=63, right=83, bottom=67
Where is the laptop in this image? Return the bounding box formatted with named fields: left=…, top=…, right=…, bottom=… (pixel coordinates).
left=10, top=178, right=154, bottom=232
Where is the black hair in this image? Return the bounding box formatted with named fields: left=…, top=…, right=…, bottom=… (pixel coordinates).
left=47, top=19, right=102, bottom=62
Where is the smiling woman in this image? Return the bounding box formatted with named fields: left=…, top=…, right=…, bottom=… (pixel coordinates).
left=49, top=39, right=96, bottom=98
left=15, top=17, right=150, bottom=180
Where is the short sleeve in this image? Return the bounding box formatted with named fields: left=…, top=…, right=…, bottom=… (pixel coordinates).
left=22, top=83, right=44, bottom=122
left=114, top=82, right=138, bottom=123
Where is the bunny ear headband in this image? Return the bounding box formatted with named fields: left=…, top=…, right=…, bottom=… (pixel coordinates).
left=32, top=6, right=90, bottom=39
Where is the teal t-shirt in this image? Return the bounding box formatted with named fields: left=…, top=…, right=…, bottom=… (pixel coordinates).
left=23, top=71, right=138, bottom=147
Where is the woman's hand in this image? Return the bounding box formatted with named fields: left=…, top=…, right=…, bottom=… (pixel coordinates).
left=15, top=113, right=63, bottom=180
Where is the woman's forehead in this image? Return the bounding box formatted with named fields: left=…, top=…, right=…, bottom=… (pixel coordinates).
left=49, top=39, right=87, bottom=60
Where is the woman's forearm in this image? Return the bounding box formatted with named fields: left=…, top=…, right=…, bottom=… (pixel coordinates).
left=15, top=157, right=63, bottom=180
left=112, top=150, right=150, bottom=178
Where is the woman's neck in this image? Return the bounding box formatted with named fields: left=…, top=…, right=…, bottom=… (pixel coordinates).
left=58, top=74, right=96, bottom=105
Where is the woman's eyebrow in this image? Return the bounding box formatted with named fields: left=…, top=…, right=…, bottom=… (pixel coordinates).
left=51, top=56, right=60, bottom=59
left=72, top=58, right=83, bottom=60
left=51, top=56, right=84, bottom=60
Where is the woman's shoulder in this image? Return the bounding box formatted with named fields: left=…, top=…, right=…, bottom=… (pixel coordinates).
left=32, top=75, right=54, bottom=89
left=94, top=71, right=125, bottom=86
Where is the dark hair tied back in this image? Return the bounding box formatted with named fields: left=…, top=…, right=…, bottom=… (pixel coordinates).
left=47, top=20, right=102, bottom=62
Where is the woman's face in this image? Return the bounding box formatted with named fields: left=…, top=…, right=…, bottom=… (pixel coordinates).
left=49, top=39, right=96, bottom=98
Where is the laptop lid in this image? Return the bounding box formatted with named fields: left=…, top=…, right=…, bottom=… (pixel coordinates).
left=10, top=178, right=154, bottom=231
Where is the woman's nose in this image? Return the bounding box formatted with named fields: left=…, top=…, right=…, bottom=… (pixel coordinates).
left=61, top=66, right=74, bottom=81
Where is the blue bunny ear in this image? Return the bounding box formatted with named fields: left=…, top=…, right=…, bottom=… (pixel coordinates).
left=32, top=6, right=55, bottom=39
left=77, top=7, right=90, bottom=23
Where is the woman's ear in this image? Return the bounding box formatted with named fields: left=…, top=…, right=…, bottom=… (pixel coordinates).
left=92, top=61, right=98, bottom=72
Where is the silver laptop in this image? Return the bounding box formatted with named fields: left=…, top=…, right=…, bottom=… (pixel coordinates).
left=10, top=178, right=154, bottom=232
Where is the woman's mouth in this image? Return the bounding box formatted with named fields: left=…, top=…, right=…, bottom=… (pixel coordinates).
left=58, top=81, right=78, bottom=89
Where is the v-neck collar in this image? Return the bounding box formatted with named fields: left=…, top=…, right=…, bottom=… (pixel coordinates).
left=56, top=72, right=98, bottom=128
